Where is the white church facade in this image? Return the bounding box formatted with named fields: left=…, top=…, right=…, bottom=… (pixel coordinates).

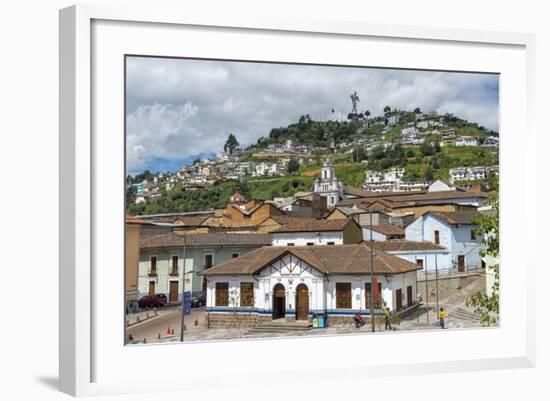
left=313, top=159, right=344, bottom=208
left=201, top=244, right=420, bottom=328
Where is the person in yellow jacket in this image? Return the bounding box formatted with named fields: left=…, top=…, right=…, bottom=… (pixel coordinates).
left=438, top=307, right=446, bottom=329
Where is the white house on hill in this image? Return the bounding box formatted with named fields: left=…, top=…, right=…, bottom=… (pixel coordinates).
left=405, top=211, right=483, bottom=272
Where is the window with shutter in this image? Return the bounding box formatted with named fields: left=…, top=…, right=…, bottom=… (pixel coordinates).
left=171, top=255, right=178, bottom=275
left=150, top=256, right=157, bottom=275
left=215, top=282, right=229, bottom=306
left=335, top=283, right=352, bottom=309
left=365, top=282, right=382, bottom=308
left=240, top=282, right=254, bottom=307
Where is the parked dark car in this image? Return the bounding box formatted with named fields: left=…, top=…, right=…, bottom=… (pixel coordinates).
left=190, top=291, right=206, bottom=307
left=138, top=294, right=167, bottom=308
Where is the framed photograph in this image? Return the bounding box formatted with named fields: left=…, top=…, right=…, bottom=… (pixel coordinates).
left=60, top=4, right=536, bottom=397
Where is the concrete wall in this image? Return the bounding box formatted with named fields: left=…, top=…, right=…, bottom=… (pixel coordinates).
left=417, top=272, right=485, bottom=303
left=343, top=222, right=364, bottom=244
left=271, top=231, right=343, bottom=246
left=361, top=227, right=387, bottom=241
left=389, top=251, right=452, bottom=271
left=125, top=224, right=141, bottom=303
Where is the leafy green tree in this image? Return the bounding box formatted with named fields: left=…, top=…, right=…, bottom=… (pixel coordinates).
left=224, top=133, right=239, bottom=155
left=424, top=166, right=434, bottom=181
left=287, top=158, right=300, bottom=175
left=420, top=141, right=435, bottom=156
left=414, top=107, right=421, bottom=114
left=383, top=105, right=391, bottom=115
left=351, top=146, right=367, bottom=163
left=466, top=196, right=499, bottom=326
left=193, top=158, right=201, bottom=165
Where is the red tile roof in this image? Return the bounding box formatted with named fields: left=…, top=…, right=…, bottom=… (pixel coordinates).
left=362, top=224, right=405, bottom=236
left=363, top=240, right=447, bottom=252
left=271, top=217, right=356, bottom=233
left=201, top=244, right=420, bottom=276
left=140, top=232, right=271, bottom=249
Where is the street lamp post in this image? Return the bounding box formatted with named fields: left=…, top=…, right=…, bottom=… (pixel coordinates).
left=369, top=207, right=375, bottom=333
left=180, top=234, right=187, bottom=342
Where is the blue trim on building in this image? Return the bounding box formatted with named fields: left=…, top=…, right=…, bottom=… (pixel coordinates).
left=206, top=307, right=383, bottom=316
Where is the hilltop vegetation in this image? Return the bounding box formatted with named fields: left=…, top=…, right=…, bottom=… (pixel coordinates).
left=127, top=108, right=498, bottom=215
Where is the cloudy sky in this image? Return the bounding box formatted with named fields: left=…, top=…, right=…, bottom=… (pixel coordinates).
left=126, top=56, right=499, bottom=174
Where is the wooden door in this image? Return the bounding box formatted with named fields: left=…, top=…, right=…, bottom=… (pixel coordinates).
left=272, top=283, right=286, bottom=319
left=295, top=284, right=309, bottom=321
left=148, top=281, right=155, bottom=295
left=169, top=281, right=178, bottom=303
left=458, top=255, right=465, bottom=272
left=406, top=285, right=413, bottom=307
left=395, top=289, right=403, bottom=311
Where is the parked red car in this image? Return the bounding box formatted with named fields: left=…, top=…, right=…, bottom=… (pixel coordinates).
left=138, top=294, right=167, bottom=308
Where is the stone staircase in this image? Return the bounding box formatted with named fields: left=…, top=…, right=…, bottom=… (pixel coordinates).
left=451, top=307, right=480, bottom=323
left=245, top=319, right=312, bottom=336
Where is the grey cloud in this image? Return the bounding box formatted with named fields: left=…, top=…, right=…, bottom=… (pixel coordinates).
left=126, top=57, right=499, bottom=172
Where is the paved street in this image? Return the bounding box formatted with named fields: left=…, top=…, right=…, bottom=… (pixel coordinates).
left=126, top=305, right=206, bottom=344
left=126, top=276, right=489, bottom=344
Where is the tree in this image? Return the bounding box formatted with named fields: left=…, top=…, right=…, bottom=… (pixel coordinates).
left=192, top=158, right=201, bottom=165
left=365, top=110, right=371, bottom=118
left=414, top=107, right=421, bottom=114
left=424, top=166, right=434, bottom=181
left=224, top=133, right=239, bottom=155
left=420, top=141, right=435, bottom=156
left=352, top=146, right=367, bottom=163
left=287, top=158, right=300, bottom=175
left=383, top=105, right=391, bottom=115
left=466, top=196, right=499, bottom=326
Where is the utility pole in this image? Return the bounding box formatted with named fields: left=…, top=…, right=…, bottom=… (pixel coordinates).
left=435, top=253, right=439, bottom=314
left=369, top=207, right=375, bottom=333
left=180, top=234, right=187, bottom=342
left=425, top=253, right=429, bottom=324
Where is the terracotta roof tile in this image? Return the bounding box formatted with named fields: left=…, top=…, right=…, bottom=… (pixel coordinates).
left=429, top=211, right=481, bottom=225
left=201, top=244, right=420, bottom=276
left=363, top=240, right=447, bottom=252
left=140, top=232, right=271, bottom=249
left=362, top=224, right=405, bottom=236
left=271, top=217, right=355, bottom=233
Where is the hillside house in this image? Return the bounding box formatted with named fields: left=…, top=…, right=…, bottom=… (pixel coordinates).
left=455, top=136, right=479, bottom=147
left=405, top=211, right=484, bottom=272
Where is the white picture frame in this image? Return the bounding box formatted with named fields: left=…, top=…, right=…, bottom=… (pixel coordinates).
left=59, top=4, right=536, bottom=397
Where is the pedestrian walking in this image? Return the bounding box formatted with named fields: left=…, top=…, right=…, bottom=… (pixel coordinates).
left=438, top=307, right=446, bottom=329
left=383, top=305, right=392, bottom=330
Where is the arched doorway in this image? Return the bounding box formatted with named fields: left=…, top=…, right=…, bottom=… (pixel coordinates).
left=272, top=283, right=286, bottom=320
left=295, top=284, right=309, bottom=321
